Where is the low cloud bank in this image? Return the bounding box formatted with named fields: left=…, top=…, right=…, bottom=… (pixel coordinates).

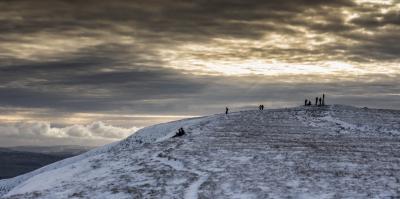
left=0, top=121, right=140, bottom=140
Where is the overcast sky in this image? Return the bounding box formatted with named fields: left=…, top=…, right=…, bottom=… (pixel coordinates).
left=0, top=0, right=399, bottom=146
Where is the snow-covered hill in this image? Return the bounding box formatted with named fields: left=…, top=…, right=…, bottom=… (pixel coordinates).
left=1, top=105, right=400, bottom=198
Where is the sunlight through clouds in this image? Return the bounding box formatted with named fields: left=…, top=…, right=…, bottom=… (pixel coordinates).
left=355, top=0, right=394, bottom=4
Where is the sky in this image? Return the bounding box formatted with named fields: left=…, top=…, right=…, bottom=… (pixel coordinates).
left=0, top=0, right=399, bottom=146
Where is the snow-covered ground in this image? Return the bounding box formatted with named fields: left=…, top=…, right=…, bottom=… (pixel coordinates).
left=1, top=105, right=400, bottom=198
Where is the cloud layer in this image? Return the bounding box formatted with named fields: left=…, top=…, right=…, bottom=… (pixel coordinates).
left=0, top=121, right=139, bottom=146
left=1, top=0, right=399, bottom=70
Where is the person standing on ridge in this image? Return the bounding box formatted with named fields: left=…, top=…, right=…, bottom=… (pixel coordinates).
left=225, top=107, right=229, bottom=114
left=323, top=94, right=325, bottom=106
left=305, top=99, right=308, bottom=106
left=315, top=97, right=318, bottom=106
left=319, top=97, right=322, bottom=106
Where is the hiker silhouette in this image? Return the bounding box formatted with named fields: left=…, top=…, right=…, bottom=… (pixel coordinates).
left=173, top=128, right=185, bottom=138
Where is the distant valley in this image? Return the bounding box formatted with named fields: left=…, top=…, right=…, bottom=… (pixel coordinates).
left=0, top=145, right=92, bottom=180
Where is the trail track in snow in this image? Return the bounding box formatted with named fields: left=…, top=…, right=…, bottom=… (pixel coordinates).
left=153, top=141, right=209, bottom=199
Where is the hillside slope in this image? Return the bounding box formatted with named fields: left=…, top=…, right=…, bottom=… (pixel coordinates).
left=1, top=105, right=400, bottom=198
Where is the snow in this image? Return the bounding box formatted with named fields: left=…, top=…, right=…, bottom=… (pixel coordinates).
left=153, top=152, right=185, bottom=171
left=184, top=172, right=208, bottom=199
left=1, top=105, right=400, bottom=198
left=126, top=116, right=210, bottom=144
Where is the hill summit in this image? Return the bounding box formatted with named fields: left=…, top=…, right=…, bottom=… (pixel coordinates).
left=1, top=105, right=400, bottom=198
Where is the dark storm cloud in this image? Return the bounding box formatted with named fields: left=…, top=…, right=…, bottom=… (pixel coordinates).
left=0, top=0, right=353, bottom=34
left=1, top=0, right=399, bottom=62
left=0, top=54, right=208, bottom=113
left=0, top=0, right=356, bottom=43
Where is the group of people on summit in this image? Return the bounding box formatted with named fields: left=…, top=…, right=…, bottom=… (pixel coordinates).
left=305, top=94, right=326, bottom=106
left=225, top=94, right=327, bottom=115
left=176, top=94, right=327, bottom=138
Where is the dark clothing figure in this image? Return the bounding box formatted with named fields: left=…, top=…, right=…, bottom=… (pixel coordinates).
left=308, top=101, right=312, bottom=106
left=173, top=127, right=185, bottom=138
left=259, top=105, right=264, bottom=110
left=305, top=99, right=308, bottom=106
left=225, top=107, right=229, bottom=114
left=322, top=94, right=325, bottom=106
left=319, top=97, right=322, bottom=106
left=315, top=97, right=318, bottom=106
